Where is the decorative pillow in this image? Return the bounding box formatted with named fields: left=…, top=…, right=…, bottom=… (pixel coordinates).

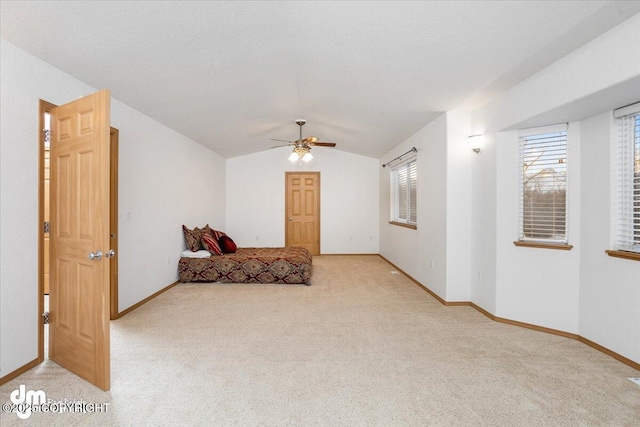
left=201, top=224, right=215, bottom=239
left=182, top=225, right=203, bottom=252
left=212, top=229, right=227, bottom=241
left=219, top=235, right=237, bottom=254
left=201, top=233, right=223, bottom=256
left=201, top=224, right=227, bottom=240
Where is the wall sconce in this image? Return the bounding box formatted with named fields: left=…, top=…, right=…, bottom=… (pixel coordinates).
left=469, top=134, right=484, bottom=153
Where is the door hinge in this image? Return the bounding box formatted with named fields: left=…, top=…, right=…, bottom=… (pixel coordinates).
left=43, top=129, right=51, bottom=147
left=42, top=312, right=49, bottom=325
left=44, top=221, right=50, bottom=233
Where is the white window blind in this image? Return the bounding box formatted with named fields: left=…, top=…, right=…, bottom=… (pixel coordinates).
left=518, top=124, right=568, bottom=243
left=390, top=159, right=417, bottom=226
left=613, top=110, right=640, bottom=253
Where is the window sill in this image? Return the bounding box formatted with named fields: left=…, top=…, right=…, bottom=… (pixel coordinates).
left=605, top=250, right=640, bottom=262
left=389, top=221, right=417, bottom=230
left=513, top=241, right=573, bottom=251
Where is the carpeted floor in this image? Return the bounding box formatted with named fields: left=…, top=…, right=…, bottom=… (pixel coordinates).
left=1, top=255, right=639, bottom=426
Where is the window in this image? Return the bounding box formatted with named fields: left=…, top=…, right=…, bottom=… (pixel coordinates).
left=612, top=104, right=640, bottom=255
left=518, top=124, right=568, bottom=245
left=390, top=159, right=417, bottom=228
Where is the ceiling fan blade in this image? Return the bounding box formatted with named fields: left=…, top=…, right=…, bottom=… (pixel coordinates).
left=308, top=142, right=337, bottom=147
left=272, top=121, right=335, bottom=152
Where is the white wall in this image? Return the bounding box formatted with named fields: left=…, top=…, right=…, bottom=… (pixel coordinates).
left=331, top=14, right=640, bottom=359
left=494, top=126, right=581, bottom=333
left=113, top=101, right=226, bottom=311
left=379, top=114, right=448, bottom=298
left=469, top=131, right=497, bottom=313
left=379, top=111, right=472, bottom=302
left=226, top=148, right=379, bottom=254
left=0, top=39, right=226, bottom=378
left=445, top=111, right=472, bottom=301
left=469, top=13, right=640, bottom=362
left=579, top=112, right=640, bottom=362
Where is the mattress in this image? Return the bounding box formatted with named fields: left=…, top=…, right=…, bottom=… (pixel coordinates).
left=178, top=247, right=312, bottom=285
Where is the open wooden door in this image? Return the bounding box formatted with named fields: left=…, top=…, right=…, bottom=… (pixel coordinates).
left=285, top=172, right=320, bottom=255
left=49, top=90, right=111, bottom=391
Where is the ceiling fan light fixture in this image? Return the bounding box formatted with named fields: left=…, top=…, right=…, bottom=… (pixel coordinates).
left=276, top=119, right=333, bottom=162
left=290, top=146, right=312, bottom=161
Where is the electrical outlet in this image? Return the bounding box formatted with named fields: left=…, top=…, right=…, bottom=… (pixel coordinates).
left=478, top=269, right=483, bottom=280
left=125, top=211, right=131, bottom=220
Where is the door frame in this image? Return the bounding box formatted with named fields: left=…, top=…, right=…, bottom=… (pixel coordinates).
left=109, top=128, right=119, bottom=320
left=284, top=171, right=321, bottom=255
left=38, top=100, right=57, bottom=362
left=38, top=99, right=120, bottom=363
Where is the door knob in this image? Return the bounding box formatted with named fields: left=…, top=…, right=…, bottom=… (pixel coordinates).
left=288, top=217, right=293, bottom=221
left=105, top=249, right=116, bottom=258
left=88, top=251, right=102, bottom=261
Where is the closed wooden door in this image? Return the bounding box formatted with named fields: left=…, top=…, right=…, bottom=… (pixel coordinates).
left=285, top=172, right=320, bottom=255
left=49, top=90, right=111, bottom=391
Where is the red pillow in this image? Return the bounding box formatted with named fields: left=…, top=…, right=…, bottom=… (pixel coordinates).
left=201, top=233, right=223, bottom=255
left=219, top=235, right=237, bottom=254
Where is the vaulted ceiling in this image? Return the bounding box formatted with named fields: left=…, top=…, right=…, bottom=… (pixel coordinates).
left=2, top=1, right=639, bottom=158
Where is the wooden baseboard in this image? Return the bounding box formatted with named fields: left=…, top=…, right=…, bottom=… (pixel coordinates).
left=115, top=281, right=179, bottom=319
left=318, top=253, right=379, bottom=256
left=577, top=336, right=640, bottom=371
left=379, top=255, right=445, bottom=302
left=379, top=255, right=469, bottom=306
left=378, top=255, right=640, bottom=372
left=0, top=358, right=40, bottom=386
left=478, top=306, right=579, bottom=340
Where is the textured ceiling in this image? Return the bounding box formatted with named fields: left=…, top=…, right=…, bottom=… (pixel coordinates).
left=2, top=1, right=639, bottom=158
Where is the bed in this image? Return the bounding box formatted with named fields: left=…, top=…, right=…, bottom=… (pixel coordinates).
left=178, top=247, right=312, bottom=285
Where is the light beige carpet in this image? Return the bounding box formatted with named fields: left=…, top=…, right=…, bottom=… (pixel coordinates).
left=1, top=255, right=639, bottom=426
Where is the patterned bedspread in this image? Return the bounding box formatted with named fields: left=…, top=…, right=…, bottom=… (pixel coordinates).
left=178, top=247, right=312, bottom=285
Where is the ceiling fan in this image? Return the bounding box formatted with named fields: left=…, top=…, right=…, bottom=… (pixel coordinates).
left=271, top=119, right=336, bottom=162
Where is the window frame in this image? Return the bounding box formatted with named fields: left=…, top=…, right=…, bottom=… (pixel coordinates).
left=515, top=123, right=571, bottom=250
left=608, top=105, right=640, bottom=261
left=389, top=158, right=417, bottom=229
